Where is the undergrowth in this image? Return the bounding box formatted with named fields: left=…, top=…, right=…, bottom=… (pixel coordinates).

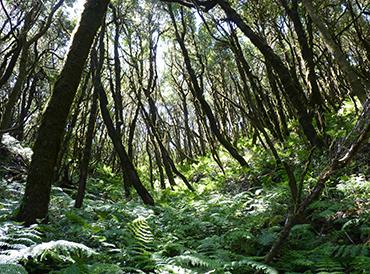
left=0, top=101, right=369, bottom=273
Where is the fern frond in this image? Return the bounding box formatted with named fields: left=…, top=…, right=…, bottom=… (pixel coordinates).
left=174, top=254, right=216, bottom=268
left=128, top=218, right=154, bottom=245
left=125, top=217, right=157, bottom=271
left=0, top=240, right=96, bottom=264
left=349, top=255, right=370, bottom=272
left=332, top=244, right=369, bottom=258
left=0, top=222, right=41, bottom=254
left=224, top=258, right=278, bottom=274
left=155, top=264, right=196, bottom=274
left=0, top=264, right=27, bottom=274
left=315, top=259, right=345, bottom=273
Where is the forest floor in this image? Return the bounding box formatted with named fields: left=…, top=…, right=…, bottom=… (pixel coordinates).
left=0, top=105, right=369, bottom=274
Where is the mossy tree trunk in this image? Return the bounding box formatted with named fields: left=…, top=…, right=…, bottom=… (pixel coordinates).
left=16, top=0, right=110, bottom=226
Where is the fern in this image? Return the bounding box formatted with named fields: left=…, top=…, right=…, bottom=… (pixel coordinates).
left=277, top=241, right=370, bottom=273
left=1, top=143, right=368, bottom=274
left=0, top=222, right=42, bottom=253
left=51, top=262, right=124, bottom=274
left=314, top=258, right=345, bottom=273
left=0, top=181, right=24, bottom=221
left=126, top=217, right=156, bottom=271
left=257, top=227, right=279, bottom=247
left=224, top=258, right=278, bottom=274
left=0, top=240, right=96, bottom=264
left=173, top=252, right=277, bottom=273
left=155, top=264, right=195, bottom=274
left=174, top=253, right=214, bottom=268
left=332, top=244, right=369, bottom=258
left=128, top=218, right=154, bottom=245
left=0, top=264, right=27, bottom=274
left=349, top=256, right=370, bottom=273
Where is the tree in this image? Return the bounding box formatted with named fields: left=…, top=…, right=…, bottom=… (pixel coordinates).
left=168, top=5, right=250, bottom=166
left=302, top=0, right=369, bottom=102
left=0, top=0, right=64, bottom=136
left=91, top=28, right=155, bottom=205
left=16, top=0, right=110, bottom=226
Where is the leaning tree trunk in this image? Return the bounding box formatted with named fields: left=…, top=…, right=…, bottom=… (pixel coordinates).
left=301, top=0, right=369, bottom=102
left=0, top=0, right=64, bottom=137
left=0, top=48, right=29, bottom=135
left=279, top=0, right=324, bottom=109
left=16, top=0, right=110, bottom=226
left=91, top=30, right=155, bottom=205
left=265, top=98, right=370, bottom=263
left=168, top=6, right=249, bottom=167
left=95, top=73, right=155, bottom=205
left=212, top=0, right=323, bottom=147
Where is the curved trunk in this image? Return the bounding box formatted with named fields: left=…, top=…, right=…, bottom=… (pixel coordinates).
left=0, top=48, right=29, bottom=134
left=91, top=33, right=154, bottom=205
left=96, top=75, right=154, bottom=205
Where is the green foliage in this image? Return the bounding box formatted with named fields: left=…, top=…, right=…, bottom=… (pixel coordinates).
left=0, top=264, right=27, bottom=274
left=1, top=113, right=369, bottom=273
left=332, top=244, right=369, bottom=258
left=51, top=263, right=125, bottom=274
left=326, top=99, right=358, bottom=139
left=86, top=165, right=124, bottom=201
left=0, top=181, right=24, bottom=221
left=0, top=239, right=96, bottom=270
left=125, top=217, right=156, bottom=271
left=0, top=222, right=42, bottom=253
left=277, top=241, right=370, bottom=273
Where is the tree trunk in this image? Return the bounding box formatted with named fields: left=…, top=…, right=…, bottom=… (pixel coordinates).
left=91, top=36, right=154, bottom=205
left=265, top=98, right=370, bottom=262
left=169, top=6, right=249, bottom=166
left=0, top=45, right=22, bottom=89
left=75, top=87, right=99, bottom=208
left=302, top=0, right=369, bottom=102
left=96, top=75, right=154, bottom=205
left=0, top=48, right=29, bottom=135
left=213, top=0, right=323, bottom=147
left=16, top=0, right=110, bottom=226
left=280, top=0, right=324, bottom=109
left=0, top=0, right=64, bottom=136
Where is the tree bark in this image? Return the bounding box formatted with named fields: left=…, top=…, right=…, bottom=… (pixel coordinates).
left=0, top=0, right=64, bottom=136
left=265, top=98, right=370, bottom=262
left=213, top=0, right=323, bottom=147
left=75, top=87, right=99, bottom=208
left=16, top=0, right=110, bottom=226
left=280, top=0, right=324, bottom=109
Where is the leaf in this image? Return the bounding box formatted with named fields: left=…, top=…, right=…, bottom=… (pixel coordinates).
left=0, top=264, right=27, bottom=274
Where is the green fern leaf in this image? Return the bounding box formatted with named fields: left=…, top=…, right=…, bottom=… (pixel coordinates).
left=0, top=264, right=27, bottom=274
left=333, top=244, right=369, bottom=258
left=224, top=258, right=278, bottom=274
left=0, top=240, right=96, bottom=264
